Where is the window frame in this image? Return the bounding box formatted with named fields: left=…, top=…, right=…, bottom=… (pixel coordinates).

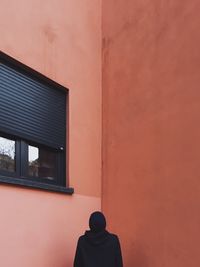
left=0, top=51, right=73, bottom=195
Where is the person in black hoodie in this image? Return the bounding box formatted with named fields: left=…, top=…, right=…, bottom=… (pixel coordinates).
left=73, top=211, right=123, bottom=267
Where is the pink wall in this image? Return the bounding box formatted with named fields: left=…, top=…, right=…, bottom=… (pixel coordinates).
left=2, top=0, right=200, bottom=266
left=0, top=0, right=101, bottom=266
left=102, top=0, right=200, bottom=266
left=0, top=186, right=100, bottom=267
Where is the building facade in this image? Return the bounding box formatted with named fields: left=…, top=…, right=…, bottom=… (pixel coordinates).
left=0, top=1, right=101, bottom=266
left=1, top=0, right=200, bottom=267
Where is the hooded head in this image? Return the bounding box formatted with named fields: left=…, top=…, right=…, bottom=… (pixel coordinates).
left=89, top=211, right=106, bottom=233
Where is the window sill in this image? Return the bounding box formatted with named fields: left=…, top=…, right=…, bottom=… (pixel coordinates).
left=0, top=175, right=74, bottom=195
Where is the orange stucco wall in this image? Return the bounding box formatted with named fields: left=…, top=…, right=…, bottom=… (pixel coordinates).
left=0, top=186, right=100, bottom=266
left=0, top=0, right=101, bottom=266
left=1, top=0, right=200, bottom=266
left=102, top=1, right=200, bottom=267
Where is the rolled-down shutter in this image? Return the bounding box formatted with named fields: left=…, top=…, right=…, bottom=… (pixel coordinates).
left=0, top=59, right=66, bottom=150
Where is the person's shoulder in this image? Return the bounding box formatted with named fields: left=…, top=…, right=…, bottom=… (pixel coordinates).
left=107, top=232, right=120, bottom=242
left=77, top=234, right=86, bottom=243
left=108, top=232, right=119, bottom=238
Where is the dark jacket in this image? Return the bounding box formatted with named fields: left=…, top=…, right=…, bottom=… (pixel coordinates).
left=73, top=230, right=123, bottom=267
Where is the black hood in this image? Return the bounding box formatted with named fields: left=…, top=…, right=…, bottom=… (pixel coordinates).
left=89, top=211, right=106, bottom=232
left=84, top=230, right=110, bottom=246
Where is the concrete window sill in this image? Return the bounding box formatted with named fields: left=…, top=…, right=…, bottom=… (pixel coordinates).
left=0, top=175, right=74, bottom=195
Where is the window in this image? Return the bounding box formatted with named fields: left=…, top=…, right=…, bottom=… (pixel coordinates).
left=28, top=145, right=57, bottom=180
left=0, top=136, right=16, bottom=173
left=0, top=51, right=73, bottom=194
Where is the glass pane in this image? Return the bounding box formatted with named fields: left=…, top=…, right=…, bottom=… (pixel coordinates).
left=28, top=145, right=56, bottom=180
left=0, top=136, right=15, bottom=172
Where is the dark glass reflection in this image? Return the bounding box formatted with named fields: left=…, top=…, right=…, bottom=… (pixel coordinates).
left=28, top=145, right=56, bottom=180
left=0, top=136, right=15, bottom=172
